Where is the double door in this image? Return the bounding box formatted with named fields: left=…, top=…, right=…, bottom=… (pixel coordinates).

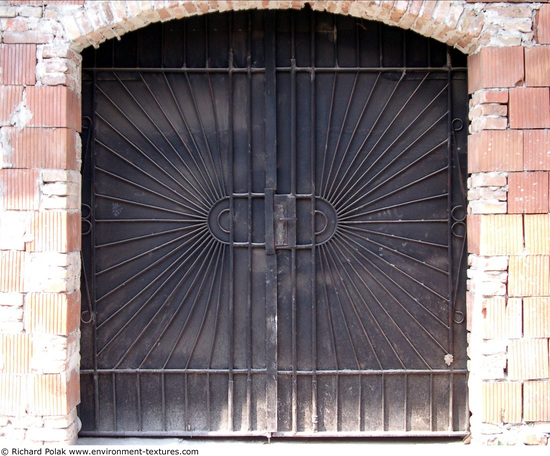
left=80, top=9, right=469, bottom=437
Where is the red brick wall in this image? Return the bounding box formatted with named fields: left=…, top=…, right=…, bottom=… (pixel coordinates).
left=467, top=3, right=550, bottom=445
left=0, top=1, right=81, bottom=443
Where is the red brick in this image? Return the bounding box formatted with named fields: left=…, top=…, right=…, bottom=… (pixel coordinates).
left=31, top=370, right=80, bottom=416
left=467, top=214, right=523, bottom=256
left=467, top=215, right=481, bottom=254
left=0, top=168, right=40, bottom=210
left=536, top=4, right=550, bottom=45
left=509, top=88, right=550, bottom=129
left=525, top=46, right=550, bottom=87
left=482, top=382, right=522, bottom=423
left=470, top=89, right=509, bottom=106
left=27, top=292, right=80, bottom=335
left=470, top=116, right=507, bottom=132
left=0, top=85, right=23, bottom=125
left=524, top=130, right=550, bottom=171
left=4, top=127, right=77, bottom=170
left=508, top=339, right=549, bottom=380
left=508, top=255, right=550, bottom=297
left=480, top=104, right=507, bottom=117
left=28, top=211, right=81, bottom=253
left=26, top=86, right=81, bottom=131
left=524, top=381, right=550, bottom=421
left=508, top=172, right=549, bottom=214
left=0, top=44, right=36, bottom=85
left=468, top=130, right=523, bottom=173
left=468, top=47, right=524, bottom=93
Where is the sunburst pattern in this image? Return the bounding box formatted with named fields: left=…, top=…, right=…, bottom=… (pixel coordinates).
left=281, top=70, right=454, bottom=372
left=93, top=71, right=234, bottom=371
left=81, top=9, right=468, bottom=437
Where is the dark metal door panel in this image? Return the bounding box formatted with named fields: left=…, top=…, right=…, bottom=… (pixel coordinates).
left=275, top=66, right=468, bottom=435
left=80, top=9, right=468, bottom=437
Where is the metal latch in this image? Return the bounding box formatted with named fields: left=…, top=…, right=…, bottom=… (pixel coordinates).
left=274, top=194, right=296, bottom=249
left=265, top=189, right=296, bottom=253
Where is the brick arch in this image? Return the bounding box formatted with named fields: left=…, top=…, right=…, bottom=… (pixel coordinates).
left=59, top=1, right=484, bottom=54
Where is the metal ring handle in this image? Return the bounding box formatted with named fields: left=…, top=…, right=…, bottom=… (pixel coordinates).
left=454, top=311, right=465, bottom=325
left=217, top=208, right=230, bottom=234
left=314, top=210, right=328, bottom=235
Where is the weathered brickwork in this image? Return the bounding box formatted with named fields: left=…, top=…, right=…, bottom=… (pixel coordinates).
left=0, top=0, right=549, bottom=446
left=467, top=2, right=550, bottom=445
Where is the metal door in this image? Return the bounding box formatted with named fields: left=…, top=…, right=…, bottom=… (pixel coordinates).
left=80, top=9, right=469, bottom=437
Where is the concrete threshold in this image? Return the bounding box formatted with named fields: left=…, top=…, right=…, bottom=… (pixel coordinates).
left=76, top=436, right=470, bottom=456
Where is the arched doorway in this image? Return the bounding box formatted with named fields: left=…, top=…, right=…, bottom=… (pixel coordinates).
left=79, top=8, right=469, bottom=437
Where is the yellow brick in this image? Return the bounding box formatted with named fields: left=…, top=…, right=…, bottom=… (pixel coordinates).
left=480, top=215, right=524, bottom=255
left=524, top=298, right=550, bottom=338
left=508, top=256, right=550, bottom=297
left=508, top=339, right=550, bottom=380
left=482, top=382, right=522, bottom=423
left=524, top=380, right=550, bottom=422
left=525, top=215, right=550, bottom=254
left=483, top=297, right=522, bottom=339
left=0, top=334, right=33, bottom=373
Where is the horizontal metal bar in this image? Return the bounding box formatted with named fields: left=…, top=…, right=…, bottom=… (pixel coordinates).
left=84, top=66, right=466, bottom=73
left=81, top=368, right=467, bottom=376
left=81, top=368, right=267, bottom=375
left=215, top=242, right=319, bottom=249
left=278, top=369, right=467, bottom=376
left=79, top=430, right=469, bottom=438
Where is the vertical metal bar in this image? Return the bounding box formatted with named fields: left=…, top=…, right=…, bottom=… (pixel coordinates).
left=404, top=373, right=408, bottom=432
left=355, top=14, right=361, bottom=68
left=378, top=22, right=383, bottom=68
left=205, top=15, right=209, bottom=69
left=310, top=10, right=318, bottom=434
left=333, top=15, right=338, bottom=68
left=184, top=373, right=189, bottom=432
left=265, top=188, right=275, bottom=255
left=161, top=373, right=166, bottom=432
left=111, top=33, right=115, bottom=67
left=93, top=373, right=100, bottom=431
left=336, top=374, right=340, bottom=432
left=207, top=372, right=211, bottom=431
left=402, top=28, right=406, bottom=67
left=112, top=373, right=117, bottom=432
left=290, top=11, right=298, bottom=435
left=429, top=373, right=434, bottom=432
left=381, top=373, right=386, bottom=431
left=136, top=27, right=141, bottom=68
left=227, top=16, right=235, bottom=432
left=446, top=49, right=455, bottom=432
left=137, top=374, right=142, bottom=432
left=358, top=374, right=363, bottom=432
left=161, top=22, right=165, bottom=69
left=246, top=13, right=253, bottom=431
left=264, top=10, right=278, bottom=434
left=91, top=71, right=100, bottom=433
